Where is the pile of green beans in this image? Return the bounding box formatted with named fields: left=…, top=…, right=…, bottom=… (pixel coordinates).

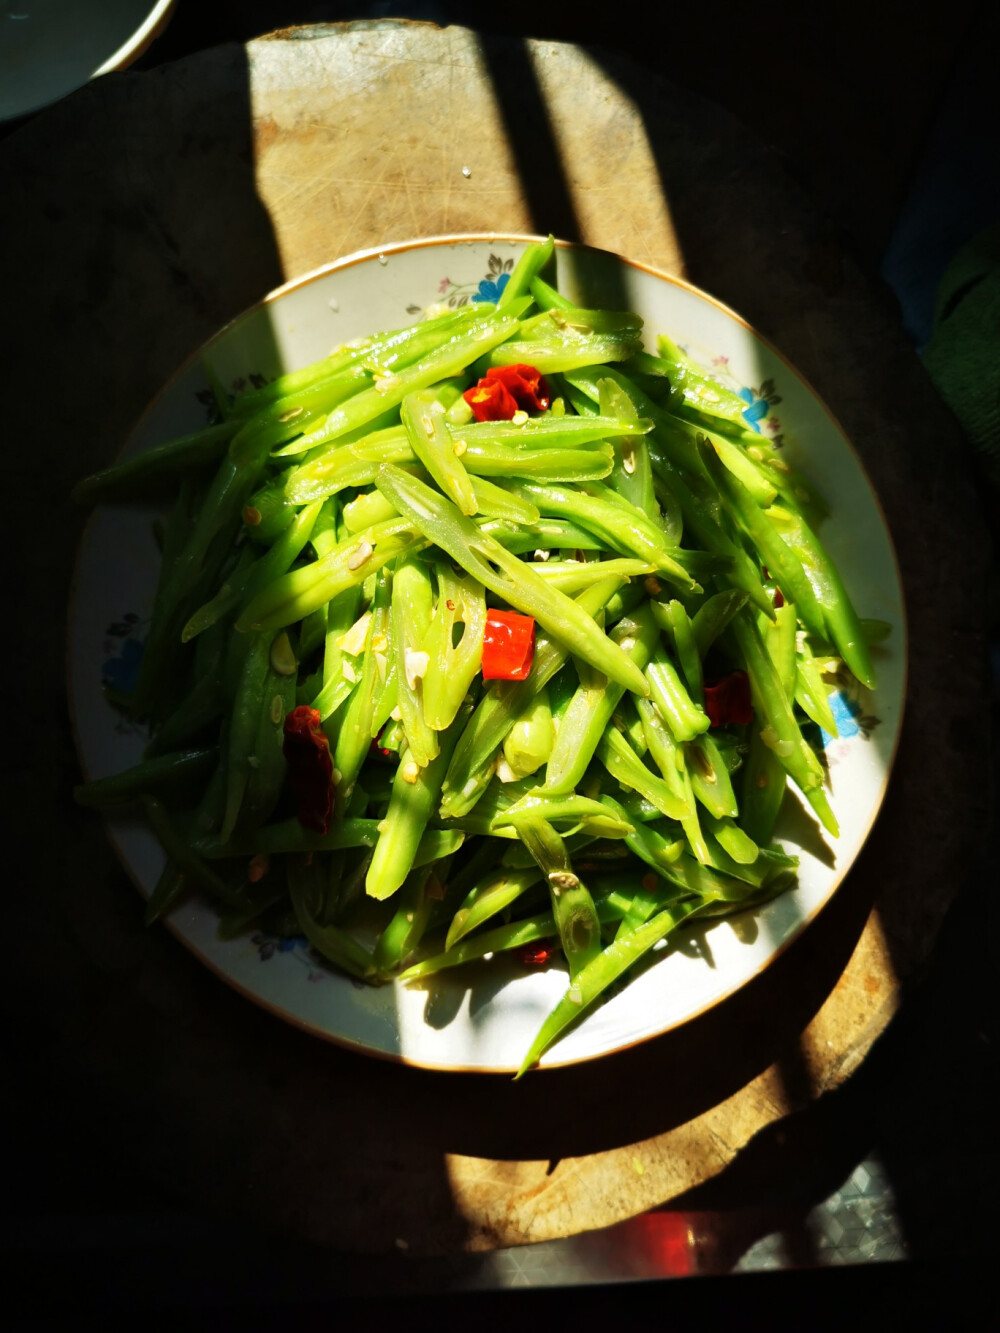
left=74, top=237, right=883, bottom=1074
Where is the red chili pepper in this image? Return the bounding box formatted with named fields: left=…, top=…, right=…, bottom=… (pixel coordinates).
left=481, top=609, right=535, bottom=680
left=462, top=362, right=550, bottom=422
left=484, top=364, right=550, bottom=411
left=282, top=705, right=333, bottom=834
left=703, top=670, right=753, bottom=727
left=463, top=377, right=519, bottom=422
left=516, top=939, right=558, bottom=967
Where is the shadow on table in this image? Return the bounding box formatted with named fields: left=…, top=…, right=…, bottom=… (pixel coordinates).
left=8, top=13, right=995, bottom=1279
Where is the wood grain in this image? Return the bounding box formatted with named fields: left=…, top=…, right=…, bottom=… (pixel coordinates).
left=2, top=21, right=990, bottom=1253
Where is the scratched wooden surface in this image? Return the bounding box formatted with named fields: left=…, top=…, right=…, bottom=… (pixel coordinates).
left=4, top=21, right=990, bottom=1252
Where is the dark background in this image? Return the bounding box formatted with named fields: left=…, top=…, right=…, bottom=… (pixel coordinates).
left=6, top=0, right=999, bottom=1322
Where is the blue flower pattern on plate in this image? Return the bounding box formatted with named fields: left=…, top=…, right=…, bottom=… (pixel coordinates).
left=102, top=635, right=144, bottom=694
left=737, top=385, right=770, bottom=433
left=820, top=690, right=861, bottom=747
left=472, top=272, right=510, bottom=303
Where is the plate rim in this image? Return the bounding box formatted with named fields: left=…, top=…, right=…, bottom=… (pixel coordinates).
left=66, top=232, right=909, bottom=1074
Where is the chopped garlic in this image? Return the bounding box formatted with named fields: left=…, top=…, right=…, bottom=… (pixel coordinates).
left=347, top=540, right=374, bottom=571
left=404, top=649, right=429, bottom=689
left=338, top=611, right=371, bottom=656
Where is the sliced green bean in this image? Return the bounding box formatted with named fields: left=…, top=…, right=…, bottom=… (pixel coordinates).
left=515, top=898, right=704, bottom=1076
left=376, top=466, right=648, bottom=695
left=505, top=816, right=602, bottom=979
left=74, top=747, right=217, bottom=807
left=391, top=557, right=439, bottom=767
left=445, top=867, right=544, bottom=950
left=366, top=707, right=468, bottom=901
left=421, top=563, right=488, bottom=733
left=544, top=601, right=660, bottom=795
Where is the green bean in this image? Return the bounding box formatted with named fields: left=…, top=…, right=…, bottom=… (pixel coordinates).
left=74, top=747, right=217, bottom=808
left=704, top=813, right=759, bottom=867
left=401, top=390, right=478, bottom=515
left=375, top=466, right=648, bottom=695
left=73, top=421, right=238, bottom=505
left=563, top=366, right=774, bottom=617
left=544, top=601, right=660, bottom=795
left=463, top=442, right=615, bottom=482
left=372, top=865, right=437, bottom=977
left=515, top=897, right=705, bottom=1076
left=454, top=412, right=653, bottom=449
left=143, top=859, right=188, bottom=926
left=529, top=274, right=574, bottom=311
left=594, top=728, right=689, bottom=821
left=445, top=867, right=544, bottom=950
left=739, top=725, right=787, bottom=846
left=795, top=635, right=839, bottom=737
left=529, top=558, right=653, bottom=591
left=727, top=608, right=838, bottom=836
left=686, top=732, right=739, bottom=819
left=242, top=655, right=296, bottom=831
left=391, top=557, right=439, bottom=767
left=236, top=518, right=425, bottom=633
left=493, top=792, right=634, bottom=840
left=474, top=330, right=642, bottom=375
left=399, top=908, right=561, bottom=980
left=310, top=584, right=363, bottom=722
left=440, top=576, right=626, bottom=817
left=645, top=643, right=710, bottom=743
left=497, top=234, right=555, bottom=307
left=342, top=487, right=400, bottom=532
left=634, top=698, right=707, bottom=860
left=662, top=599, right=703, bottom=704
left=220, top=631, right=273, bottom=841
left=231, top=308, right=484, bottom=420
left=596, top=377, right=660, bottom=528
left=505, top=816, right=602, bottom=978
left=766, top=504, right=877, bottom=689
left=597, top=798, right=685, bottom=874
left=482, top=517, right=603, bottom=554
left=505, top=479, right=698, bottom=592
left=502, top=686, right=554, bottom=777
left=287, top=857, right=378, bottom=982
left=183, top=499, right=324, bottom=642
left=655, top=332, right=751, bottom=429
left=276, top=304, right=531, bottom=457
left=698, top=437, right=824, bottom=636
left=470, top=478, right=541, bottom=524
left=421, top=563, right=488, bottom=733
left=142, top=796, right=248, bottom=906
left=691, top=589, right=749, bottom=659
left=366, top=706, right=468, bottom=901
left=334, top=570, right=392, bottom=804
left=761, top=600, right=798, bottom=698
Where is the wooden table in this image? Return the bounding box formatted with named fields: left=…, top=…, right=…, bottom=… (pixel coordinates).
left=4, top=21, right=991, bottom=1254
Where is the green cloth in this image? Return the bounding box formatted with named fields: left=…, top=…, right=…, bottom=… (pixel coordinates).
left=923, top=224, right=1000, bottom=487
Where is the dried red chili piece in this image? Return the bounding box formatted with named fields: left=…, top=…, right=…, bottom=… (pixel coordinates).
left=484, top=363, right=551, bottom=411
left=283, top=705, right=333, bottom=834
left=761, top=565, right=785, bottom=609
left=516, top=940, right=558, bottom=967
left=481, top=609, right=535, bottom=680
left=463, top=377, right=519, bottom=422
left=703, top=670, right=753, bottom=727
left=462, top=362, right=550, bottom=422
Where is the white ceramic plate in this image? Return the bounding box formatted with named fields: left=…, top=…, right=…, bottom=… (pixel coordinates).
left=68, top=235, right=906, bottom=1072
left=0, top=1, right=175, bottom=122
